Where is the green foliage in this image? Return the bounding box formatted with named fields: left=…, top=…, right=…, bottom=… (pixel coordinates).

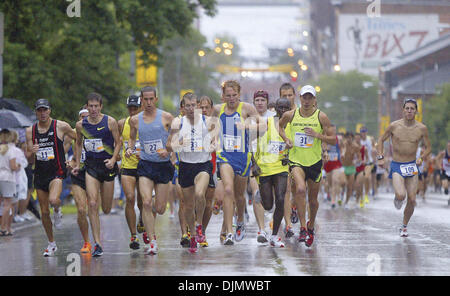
left=0, top=0, right=217, bottom=125
left=424, top=83, right=450, bottom=153
left=309, top=71, right=379, bottom=135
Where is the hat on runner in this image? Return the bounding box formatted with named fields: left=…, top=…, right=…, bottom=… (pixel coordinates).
left=300, top=85, right=316, bottom=97
left=360, top=126, right=368, bottom=133
left=127, top=95, right=141, bottom=107
left=35, top=98, right=51, bottom=110
left=253, top=90, right=269, bottom=101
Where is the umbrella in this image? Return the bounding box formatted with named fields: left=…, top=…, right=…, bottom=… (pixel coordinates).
left=0, top=108, right=34, bottom=129
left=0, top=98, right=36, bottom=120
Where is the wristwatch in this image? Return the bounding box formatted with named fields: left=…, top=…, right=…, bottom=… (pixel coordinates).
left=377, top=155, right=384, bottom=160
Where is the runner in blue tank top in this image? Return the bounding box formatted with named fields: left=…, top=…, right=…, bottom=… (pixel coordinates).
left=73, top=92, right=122, bottom=257
left=126, top=86, right=175, bottom=255
left=211, top=80, right=263, bottom=246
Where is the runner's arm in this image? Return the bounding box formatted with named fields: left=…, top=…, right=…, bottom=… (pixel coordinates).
left=109, top=117, right=122, bottom=163
left=126, top=115, right=138, bottom=157
left=313, top=111, right=336, bottom=145
left=166, top=117, right=181, bottom=153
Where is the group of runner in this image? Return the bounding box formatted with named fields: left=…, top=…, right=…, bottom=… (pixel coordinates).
left=24, top=81, right=449, bottom=257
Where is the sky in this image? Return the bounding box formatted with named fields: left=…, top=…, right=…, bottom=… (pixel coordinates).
left=198, top=4, right=307, bottom=59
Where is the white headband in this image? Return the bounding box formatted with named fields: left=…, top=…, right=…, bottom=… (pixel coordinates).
left=79, top=109, right=89, bottom=116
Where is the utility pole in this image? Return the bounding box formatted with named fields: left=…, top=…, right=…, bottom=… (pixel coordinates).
left=0, top=12, right=4, bottom=98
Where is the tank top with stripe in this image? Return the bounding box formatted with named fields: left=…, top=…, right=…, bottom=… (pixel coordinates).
left=178, top=115, right=211, bottom=164
left=32, top=120, right=66, bottom=177
left=138, top=109, right=170, bottom=163
left=81, top=115, right=115, bottom=160
left=216, top=102, right=251, bottom=167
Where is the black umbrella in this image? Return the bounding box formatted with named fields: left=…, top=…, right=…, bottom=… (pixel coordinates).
left=0, top=108, right=34, bottom=128
left=0, top=98, right=36, bottom=120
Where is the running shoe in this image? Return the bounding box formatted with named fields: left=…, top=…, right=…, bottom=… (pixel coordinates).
left=364, top=194, right=370, bottom=204
left=195, top=225, right=205, bottom=244
left=270, top=236, right=285, bottom=248
left=284, top=226, right=295, bottom=238
left=129, top=235, right=140, bottom=250
left=399, top=226, right=408, bottom=237
left=137, top=217, right=145, bottom=234
left=298, top=227, right=307, bottom=243
left=199, top=237, right=209, bottom=248
left=305, top=221, right=315, bottom=247
left=220, top=232, right=227, bottom=244
left=290, top=207, right=299, bottom=224
left=143, top=232, right=150, bottom=244
left=257, top=230, right=268, bottom=243
left=92, top=244, right=103, bottom=257
left=43, top=243, right=57, bottom=257
left=53, top=208, right=63, bottom=229
left=394, top=197, right=404, bottom=210
left=145, top=240, right=158, bottom=255
left=359, top=198, right=365, bottom=208
left=80, top=242, right=92, bottom=254
left=224, top=233, right=234, bottom=245
left=235, top=222, right=246, bottom=242
left=189, top=237, right=198, bottom=253
left=331, top=203, right=336, bottom=209
left=180, top=234, right=190, bottom=248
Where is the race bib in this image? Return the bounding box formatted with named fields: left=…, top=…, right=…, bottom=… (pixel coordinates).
left=400, top=163, right=418, bottom=177
left=329, top=151, right=339, bottom=161
left=294, top=132, right=314, bottom=148
left=84, top=138, right=104, bottom=153
left=36, top=147, right=55, bottom=161
left=124, top=141, right=141, bottom=154
left=189, top=136, right=204, bottom=152
left=267, top=141, right=286, bottom=154
left=143, top=139, right=163, bottom=154
left=223, top=135, right=241, bottom=151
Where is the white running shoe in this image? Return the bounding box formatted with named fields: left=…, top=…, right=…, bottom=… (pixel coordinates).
left=270, top=236, right=285, bottom=248
left=145, top=240, right=158, bottom=255
left=399, top=226, right=408, bottom=237
left=13, top=215, right=25, bottom=223
left=53, top=208, right=63, bottom=229
left=394, top=197, right=404, bottom=210
left=257, top=231, right=268, bottom=243
left=43, top=243, right=57, bottom=257
left=224, top=233, right=234, bottom=245
left=235, top=222, right=246, bottom=242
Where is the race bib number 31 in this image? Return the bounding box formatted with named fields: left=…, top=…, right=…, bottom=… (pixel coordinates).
left=294, top=133, right=314, bottom=148
left=400, top=163, right=418, bottom=177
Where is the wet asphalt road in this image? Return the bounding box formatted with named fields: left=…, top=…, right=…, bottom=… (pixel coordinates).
left=1, top=189, right=450, bottom=276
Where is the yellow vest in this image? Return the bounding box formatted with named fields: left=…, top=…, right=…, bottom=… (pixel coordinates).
left=288, top=108, right=323, bottom=166
left=121, top=117, right=140, bottom=169
left=255, top=116, right=288, bottom=177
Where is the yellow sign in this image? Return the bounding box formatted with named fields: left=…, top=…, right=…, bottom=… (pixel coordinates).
left=338, top=127, right=346, bottom=134
left=416, top=98, right=423, bottom=122
left=136, top=50, right=158, bottom=86
left=379, top=116, right=390, bottom=136
left=355, top=123, right=364, bottom=134
left=180, top=89, right=194, bottom=100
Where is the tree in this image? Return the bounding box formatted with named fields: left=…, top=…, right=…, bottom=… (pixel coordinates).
left=0, top=0, right=217, bottom=125
left=308, top=71, right=378, bottom=135
left=424, top=83, right=450, bottom=153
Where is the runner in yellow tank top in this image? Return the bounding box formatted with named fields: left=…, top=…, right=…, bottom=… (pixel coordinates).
left=118, top=95, right=144, bottom=250
left=279, top=85, right=336, bottom=248
left=255, top=97, right=292, bottom=247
